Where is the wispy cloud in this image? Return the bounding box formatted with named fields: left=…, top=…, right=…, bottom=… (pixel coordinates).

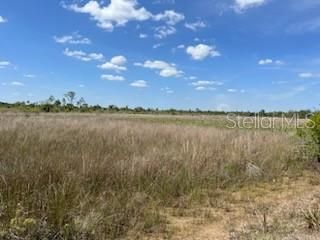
left=139, top=33, right=148, bottom=39
left=24, top=74, right=36, bottom=78
left=0, top=61, right=11, bottom=68
left=272, top=80, right=288, bottom=85
left=258, top=59, right=284, bottom=65
left=54, top=33, right=91, bottom=44
left=153, top=43, right=163, bottom=49
left=191, top=80, right=223, bottom=86
left=161, top=87, right=174, bottom=94
left=184, top=20, right=206, bottom=31
left=287, top=17, right=320, bottom=34
left=130, top=80, right=148, bottom=88
left=191, top=80, right=223, bottom=91
left=233, top=0, right=267, bottom=13
left=298, top=72, right=320, bottom=78
left=195, top=86, right=216, bottom=91
left=154, top=25, right=176, bottom=39
left=269, top=85, right=307, bottom=100
left=153, top=10, right=185, bottom=25
left=11, top=81, right=24, bottom=86
left=0, top=16, right=7, bottom=23
left=227, top=88, right=245, bottom=93
left=101, top=74, right=125, bottom=81
left=64, top=48, right=104, bottom=62
left=153, top=0, right=175, bottom=4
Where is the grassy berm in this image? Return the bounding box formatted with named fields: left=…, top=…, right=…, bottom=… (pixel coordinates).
left=0, top=113, right=319, bottom=240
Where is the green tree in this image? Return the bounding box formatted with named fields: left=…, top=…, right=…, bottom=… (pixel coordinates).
left=54, top=99, right=61, bottom=107
left=77, top=97, right=86, bottom=107
left=108, top=105, right=119, bottom=111
left=64, top=91, right=76, bottom=105
left=259, top=109, right=266, bottom=116
left=47, top=95, right=55, bottom=105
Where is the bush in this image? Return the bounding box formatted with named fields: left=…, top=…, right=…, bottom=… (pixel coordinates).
left=308, top=113, right=320, bottom=144
left=307, top=112, right=320, bottom=161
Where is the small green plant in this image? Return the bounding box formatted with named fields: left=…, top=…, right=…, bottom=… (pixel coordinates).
left=2, top=204, right=37, bottom=239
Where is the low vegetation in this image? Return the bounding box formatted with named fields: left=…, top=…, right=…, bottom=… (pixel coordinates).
left=0, top=92, right=313, bottom=118
left=308, top=112, right=320, bottom=161
left=0, top=113, right=319, bottom=239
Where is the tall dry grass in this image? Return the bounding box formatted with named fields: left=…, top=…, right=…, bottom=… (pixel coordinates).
left=0, top=114, right=305, bottom=239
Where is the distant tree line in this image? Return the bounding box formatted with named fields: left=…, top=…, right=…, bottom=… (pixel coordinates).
left=0, top=91, right=315, bottom=118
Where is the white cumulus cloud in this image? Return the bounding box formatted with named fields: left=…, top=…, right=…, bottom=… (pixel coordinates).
left=99, top=55, right=127, bottom=72
left=135, top=60, right=182, bottom=77
left=66, top=0, right=152, bottom=31
left=111, top=55, right=127, bottom=65
left=66, top=0, right=184, bottom=31
left=186, top=44, right=221, bottom=60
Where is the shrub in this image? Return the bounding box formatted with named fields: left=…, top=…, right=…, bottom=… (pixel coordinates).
left=308, top=112, right=320, bottom=144
left=307, top=112, right=320, bottom=161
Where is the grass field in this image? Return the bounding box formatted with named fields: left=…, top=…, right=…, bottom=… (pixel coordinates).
left=0, top=113, right=319, bottom=239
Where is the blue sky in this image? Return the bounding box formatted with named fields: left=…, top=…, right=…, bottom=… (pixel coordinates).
left=1, top=0, right=320, bottom=111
